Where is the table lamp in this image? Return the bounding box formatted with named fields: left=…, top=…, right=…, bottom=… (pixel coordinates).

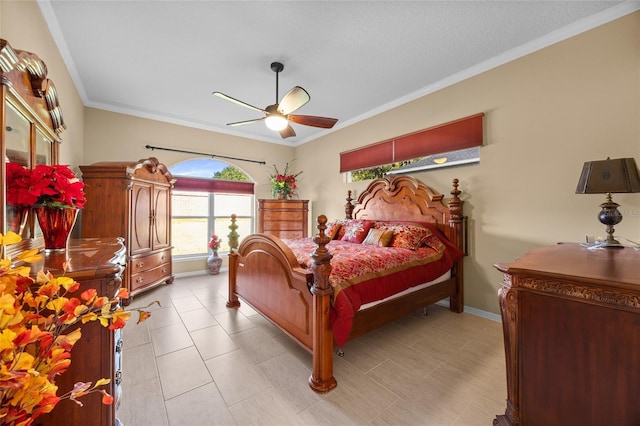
left=576, top=157, right=640, bottom=248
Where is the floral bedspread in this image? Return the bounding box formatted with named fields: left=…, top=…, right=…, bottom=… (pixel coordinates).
left=281, top=236, right=462, bottom=347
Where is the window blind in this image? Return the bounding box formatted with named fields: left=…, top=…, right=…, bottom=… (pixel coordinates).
left=339, top=113, right=484, bottom=173
left=173, top=176, right=254, bottom=194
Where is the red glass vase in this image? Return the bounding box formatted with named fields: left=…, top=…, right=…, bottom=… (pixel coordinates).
left=7, top=205, right=30, bottom=237
left=35, top=207, right=79, bottom=251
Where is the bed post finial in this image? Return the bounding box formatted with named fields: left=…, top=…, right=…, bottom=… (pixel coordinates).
left=309, top=215, right=337, bottom=393
left=448, top=178, right=464, bottom=313
left=228, top=213, right=239, bottom=250
left=226, top=213, right=241, bottom=309
left=345, top=190, right=354, bottom=219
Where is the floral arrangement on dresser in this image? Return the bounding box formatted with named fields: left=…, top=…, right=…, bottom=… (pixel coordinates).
left=270, top=162, right=302, bottom=199
left=0, top=232, right=155, bottom=425
left=5, top=163, right=86, bottom=250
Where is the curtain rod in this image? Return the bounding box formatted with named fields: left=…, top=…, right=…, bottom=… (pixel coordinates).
left=145, top=144, right=266, bottom=165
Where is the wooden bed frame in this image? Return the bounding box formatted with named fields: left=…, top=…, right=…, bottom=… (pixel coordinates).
left=227, top=175, right=465, bottom=393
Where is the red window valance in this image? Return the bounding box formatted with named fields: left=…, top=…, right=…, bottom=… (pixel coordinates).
left=173, top=176, right=254, bottom=194
left=340, top=113, right=484, bottom=173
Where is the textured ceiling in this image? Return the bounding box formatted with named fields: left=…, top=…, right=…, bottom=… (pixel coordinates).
left=38, top=1, right=637, bottom=146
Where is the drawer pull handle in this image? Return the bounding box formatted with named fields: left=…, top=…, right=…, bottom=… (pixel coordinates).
left=162, top=267, right=167, bottom=273
left=115, top=370, right=123, bottom=385
left=161, top=255, right=166, bottom=260
left=137, top=261, right=144, bottom=268
left=136, top=277, right=144, bottom=283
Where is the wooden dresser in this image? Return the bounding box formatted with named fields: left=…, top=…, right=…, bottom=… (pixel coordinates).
left=36, top=238, right=126, bottom=426
left=494, top=243, right=640, bottom=426
left=258, top=199, right=309, bottom=239
left=79, top=158, right=175, bottom=299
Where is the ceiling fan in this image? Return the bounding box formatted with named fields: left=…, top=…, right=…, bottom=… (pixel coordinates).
left=212, top=62, right=338, bottom=139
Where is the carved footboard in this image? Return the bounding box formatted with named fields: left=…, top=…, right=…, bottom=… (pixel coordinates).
left=227, top=233, right=314, bottom=348
left=227, top=216, right=337, bottom=393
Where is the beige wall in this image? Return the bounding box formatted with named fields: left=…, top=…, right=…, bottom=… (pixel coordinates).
left=1, top=0, right=85, bottom=169
left=296, top=12, right=640, bottom=314
left=83, top=108, right=295, bottom=274
left=3, top=2, right=639, bottom=314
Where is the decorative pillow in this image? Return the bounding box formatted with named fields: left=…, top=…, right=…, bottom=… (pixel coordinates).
left=336, top=219, right=350, bottom=240
left=340, top=220, right=375, bottom=244
left=422, top=233, right=446, bottom=252
left=361, top=228, right=394, bottom=247
left=326, top=221, right=343, bottom=240
left=374, top=222, right=432, bottom=250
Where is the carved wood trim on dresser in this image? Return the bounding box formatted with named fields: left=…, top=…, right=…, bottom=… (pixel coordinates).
left=494, top=243, right=640, bottom=426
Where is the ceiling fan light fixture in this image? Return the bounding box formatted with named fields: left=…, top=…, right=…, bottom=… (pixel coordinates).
left=265, top=114, right=288, bottom=131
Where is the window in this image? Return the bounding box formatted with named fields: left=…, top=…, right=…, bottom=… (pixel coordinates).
left=340, top=113, right=483, bottom=175
left=172, top=191, right=253, bottom=256
left=351, top=147, right=480, bottom=182
left=170, top=159, right=254, bottom=258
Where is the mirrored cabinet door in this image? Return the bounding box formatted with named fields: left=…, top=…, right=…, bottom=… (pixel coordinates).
left=1, top=38, right=63, bottom=246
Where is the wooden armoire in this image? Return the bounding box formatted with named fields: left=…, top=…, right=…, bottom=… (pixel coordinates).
left=79, top=157, right=175, bottom=298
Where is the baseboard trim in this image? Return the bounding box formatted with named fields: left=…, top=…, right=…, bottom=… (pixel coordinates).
left=436, top=299, right=501, bottom=323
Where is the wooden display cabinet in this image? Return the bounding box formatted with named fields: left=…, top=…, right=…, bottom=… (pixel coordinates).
left=2, top=39, right=128, bottom=426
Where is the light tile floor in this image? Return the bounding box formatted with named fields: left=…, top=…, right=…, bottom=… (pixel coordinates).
left=117, top=272, right=507, bottom=426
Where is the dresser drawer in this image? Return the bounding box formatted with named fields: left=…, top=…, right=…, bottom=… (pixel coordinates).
left=262, top=210, right=305, bottom=221
left=131, top=263, right=172, bottom=292
left=277, top=230, right=304, bottom=239
left=262, top=200, right=306, bottom=210
left=262, top=221, right=304, bottom=231
left=129, top=250, right=171, bottom=274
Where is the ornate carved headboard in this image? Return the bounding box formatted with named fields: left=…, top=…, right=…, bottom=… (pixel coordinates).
left=349, top=175, right=464, bottom=249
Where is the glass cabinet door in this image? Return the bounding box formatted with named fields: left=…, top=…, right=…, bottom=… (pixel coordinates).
left=1, top=38, right=61, bottom=246
left=5, top=102, right=30, bottom=166
left=35, top=129, right=52, bottom=166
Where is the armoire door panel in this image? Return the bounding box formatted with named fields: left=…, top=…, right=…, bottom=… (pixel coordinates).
left=131, top=183, right=152, bottom=254
left=152, top=186, right=170, bottom=249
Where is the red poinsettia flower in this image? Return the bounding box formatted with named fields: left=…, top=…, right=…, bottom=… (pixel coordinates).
left=5, top=163, right=86, bottom=209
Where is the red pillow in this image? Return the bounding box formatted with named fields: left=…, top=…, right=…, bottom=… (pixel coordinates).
left=326, top=221, right=343, bottom=239
left=340, top=220, right=375, bottom=243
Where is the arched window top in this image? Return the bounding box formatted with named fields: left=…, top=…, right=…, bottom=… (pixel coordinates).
left=170, top=158, right=254, bottom=194
left=170, top=158, right=253, bottom=181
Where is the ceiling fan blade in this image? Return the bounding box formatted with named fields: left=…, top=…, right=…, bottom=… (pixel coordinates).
left=227, top=117, right=265, bottom=126
left=278, top=86, right=310, bottom=115
left=288, top=114, right=338, bottom=129
left=279, top=124, right=296, bottom=139
left=212, top=92, right=265, bottom=113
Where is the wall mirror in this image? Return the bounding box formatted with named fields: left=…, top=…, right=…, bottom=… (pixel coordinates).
left=1, top=38, right=64, bottom=252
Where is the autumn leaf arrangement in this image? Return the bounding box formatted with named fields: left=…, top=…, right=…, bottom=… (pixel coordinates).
left=0, top=232, right=158, bottom=425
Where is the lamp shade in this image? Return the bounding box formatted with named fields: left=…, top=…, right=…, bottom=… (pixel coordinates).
left=575, top=157, right=640, bottom=194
